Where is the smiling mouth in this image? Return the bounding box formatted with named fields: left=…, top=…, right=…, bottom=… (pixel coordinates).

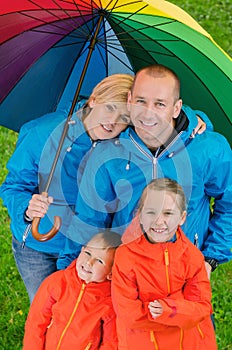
left=82, top=266, right=92, bottom=274
left=101, top=123, right=113, bottom=132
left=140, top=120, right=157, bottom=127
left=152, top=228, right=167, bottom=233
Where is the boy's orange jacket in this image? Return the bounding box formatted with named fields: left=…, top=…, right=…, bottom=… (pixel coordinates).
left=23, top=259, right=117, bottom=350
left=112, top=215, right=217, bottom=350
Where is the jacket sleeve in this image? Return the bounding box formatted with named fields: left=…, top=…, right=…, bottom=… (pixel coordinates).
left=112, top=249, right=168, bottom=331
left=147, top=260, right=213, bottom=329
left=0, top=126, right=42, bottom=236
left=100, top=306, right=118, bottom=350
left=201, top=133, right=232, bottom=263
left=23, top=273, right=59, bottom=350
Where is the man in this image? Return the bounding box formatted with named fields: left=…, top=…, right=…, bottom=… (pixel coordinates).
left=61, top=64, right=232, bottom=277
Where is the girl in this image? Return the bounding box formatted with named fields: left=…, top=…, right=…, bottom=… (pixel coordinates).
left=112, top=178, right=217, bottom=350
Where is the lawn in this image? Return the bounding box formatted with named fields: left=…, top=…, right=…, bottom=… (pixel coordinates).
left=0, top=1, right=231, bottom=349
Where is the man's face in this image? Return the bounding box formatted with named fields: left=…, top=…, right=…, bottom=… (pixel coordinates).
left=127, top=71, right=182, bottom=150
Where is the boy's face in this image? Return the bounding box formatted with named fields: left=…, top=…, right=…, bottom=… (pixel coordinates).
left=76, top=241, right=115, bottom=284
left=139, top=189, right=186, bottom=243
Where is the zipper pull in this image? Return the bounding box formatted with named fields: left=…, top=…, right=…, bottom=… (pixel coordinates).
left=164, top=248, right=169, bottom=266
left=194, top=233, right=199, bottom=248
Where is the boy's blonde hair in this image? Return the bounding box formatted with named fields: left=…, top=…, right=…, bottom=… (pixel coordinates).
left=86, top=230, right=122, bottom=250
left=138, top=178, right=186, bottom=214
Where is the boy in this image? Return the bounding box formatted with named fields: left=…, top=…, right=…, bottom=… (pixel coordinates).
left=23, top=230, right=121, bottom=350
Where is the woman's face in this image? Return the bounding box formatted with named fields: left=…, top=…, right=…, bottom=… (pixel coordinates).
left=139, top=189, right=186, bottom=243
left=84, top=101, right=130, bottom=140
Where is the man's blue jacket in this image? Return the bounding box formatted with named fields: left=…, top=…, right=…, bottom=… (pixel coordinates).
left=62, top=105, right=232, bottom=267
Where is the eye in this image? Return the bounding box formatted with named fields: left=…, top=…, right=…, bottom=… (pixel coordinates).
left=155, top=102, right=165, bottom=108
left=120, top=114, right=130, bottom=124
left=97, top=258, right=104, bottom=265
left=146, top=210, right=155, bottom=215
left=105, top=104, right=115, bottom=112
left=136, top=98, right=145, bottom=104
left=164, top=211, right=173, bottom=216
left=84, top=250, right=91, bottom=256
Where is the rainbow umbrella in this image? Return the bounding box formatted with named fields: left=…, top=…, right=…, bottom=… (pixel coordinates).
left=0, top=0, right=231, bottom=140
left=0, top=0, right=231, bottom=240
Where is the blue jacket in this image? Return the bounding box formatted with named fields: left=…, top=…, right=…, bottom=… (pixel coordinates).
left=0, top=108, right=91, bottom=254
left=63, top=105, right=232, bottom=266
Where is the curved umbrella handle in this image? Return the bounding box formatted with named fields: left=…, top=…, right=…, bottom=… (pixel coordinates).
left=31, top=192, right=62, bottom=242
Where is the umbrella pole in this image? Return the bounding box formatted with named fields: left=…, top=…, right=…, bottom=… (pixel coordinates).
left=31, top=14, right=104, bottom=241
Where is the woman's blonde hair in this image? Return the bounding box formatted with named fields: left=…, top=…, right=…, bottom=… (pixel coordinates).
left=138, top=178, right=187, bottom=214
left=88, top=73, right=134, bottom=104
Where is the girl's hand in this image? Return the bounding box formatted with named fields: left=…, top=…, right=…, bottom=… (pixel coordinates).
left=26, top=194, right=53, bottom=220
left=148, top=300, right=163, bottom=319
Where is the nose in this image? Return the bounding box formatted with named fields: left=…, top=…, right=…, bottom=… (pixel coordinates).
left=143, top=103, right=156, bottom=119
left=86, top=257, right=94, bottom=267
left=154, top=214, right=164, bottom=225
left=108, top=111, right=121, bottom=125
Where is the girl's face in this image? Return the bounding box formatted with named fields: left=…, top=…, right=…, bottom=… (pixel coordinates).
left=139, top=189, right=186, bottom=243
left=76, top=241, right=115, bottom=284
left=84, top=100, right=130, bottom=140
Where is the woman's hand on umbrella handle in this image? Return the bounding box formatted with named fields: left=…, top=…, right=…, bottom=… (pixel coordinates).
left=191, top=115, right=206, bottom=137
left=30, top=192, right=62, bottom=242
left=26, top=193, right=53, bottom=219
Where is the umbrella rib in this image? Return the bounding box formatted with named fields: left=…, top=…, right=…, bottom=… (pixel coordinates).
left=17, top=9, right=89, bottom=39
left=26, top=0, right=92, bottom=37
left=57, top=0, right=98, bottom=34
left=51, top=0, right=93, bottom=31
left=100, top=17, right=177, bottom=41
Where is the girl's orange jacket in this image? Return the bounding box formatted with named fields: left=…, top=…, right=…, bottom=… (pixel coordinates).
left=23, top=259, right=117, bottom=350
left=112, top=216, right=217, bottom=350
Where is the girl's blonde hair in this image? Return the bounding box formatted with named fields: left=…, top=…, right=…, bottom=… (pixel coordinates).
left=88, top=73, right=134, bottom=104
left=138, top=178, right=187, bottom=213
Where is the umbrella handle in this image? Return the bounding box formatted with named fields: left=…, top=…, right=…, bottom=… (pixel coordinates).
left=31, top=192, right=62, bottom=242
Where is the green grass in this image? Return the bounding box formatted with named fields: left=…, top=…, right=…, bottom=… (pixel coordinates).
left=0, top=1, right=231, bottom=349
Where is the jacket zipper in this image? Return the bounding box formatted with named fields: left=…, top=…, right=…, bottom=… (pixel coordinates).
left=150, top=331, right=159, bottom=350
left=164, top=248, right=185, bottom=350
left=197, top=323, right=204, bottom=338
left=56, top=283, right=86, bottom=350
left=164, top=248, right=171, bottom=295
left=129, top=132, right=183, bottom=179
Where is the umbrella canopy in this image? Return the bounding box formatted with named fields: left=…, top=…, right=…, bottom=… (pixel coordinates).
left=0, top=0, right=232, bottom=144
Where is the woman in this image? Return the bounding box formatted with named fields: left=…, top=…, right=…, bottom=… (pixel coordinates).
left=0, top=74, right=133, bottom=303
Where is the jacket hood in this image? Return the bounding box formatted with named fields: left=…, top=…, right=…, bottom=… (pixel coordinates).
left=121, top=215, right=190, bottom=260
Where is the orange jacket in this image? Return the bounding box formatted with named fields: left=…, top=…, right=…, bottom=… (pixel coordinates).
left=112, top=216, right=217, bottom=350
left=23, top=259, right=117, bottom=350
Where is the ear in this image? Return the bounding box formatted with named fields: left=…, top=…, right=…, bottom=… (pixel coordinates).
left=179, top=210, right=187, bottom=226
left=127, top=90, right=132, bottom=112
left=89, top=96, right=96, bottom=108
left=106, top=272, right=112, bottom=281
left=173, top=98, right=183, bottom=119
